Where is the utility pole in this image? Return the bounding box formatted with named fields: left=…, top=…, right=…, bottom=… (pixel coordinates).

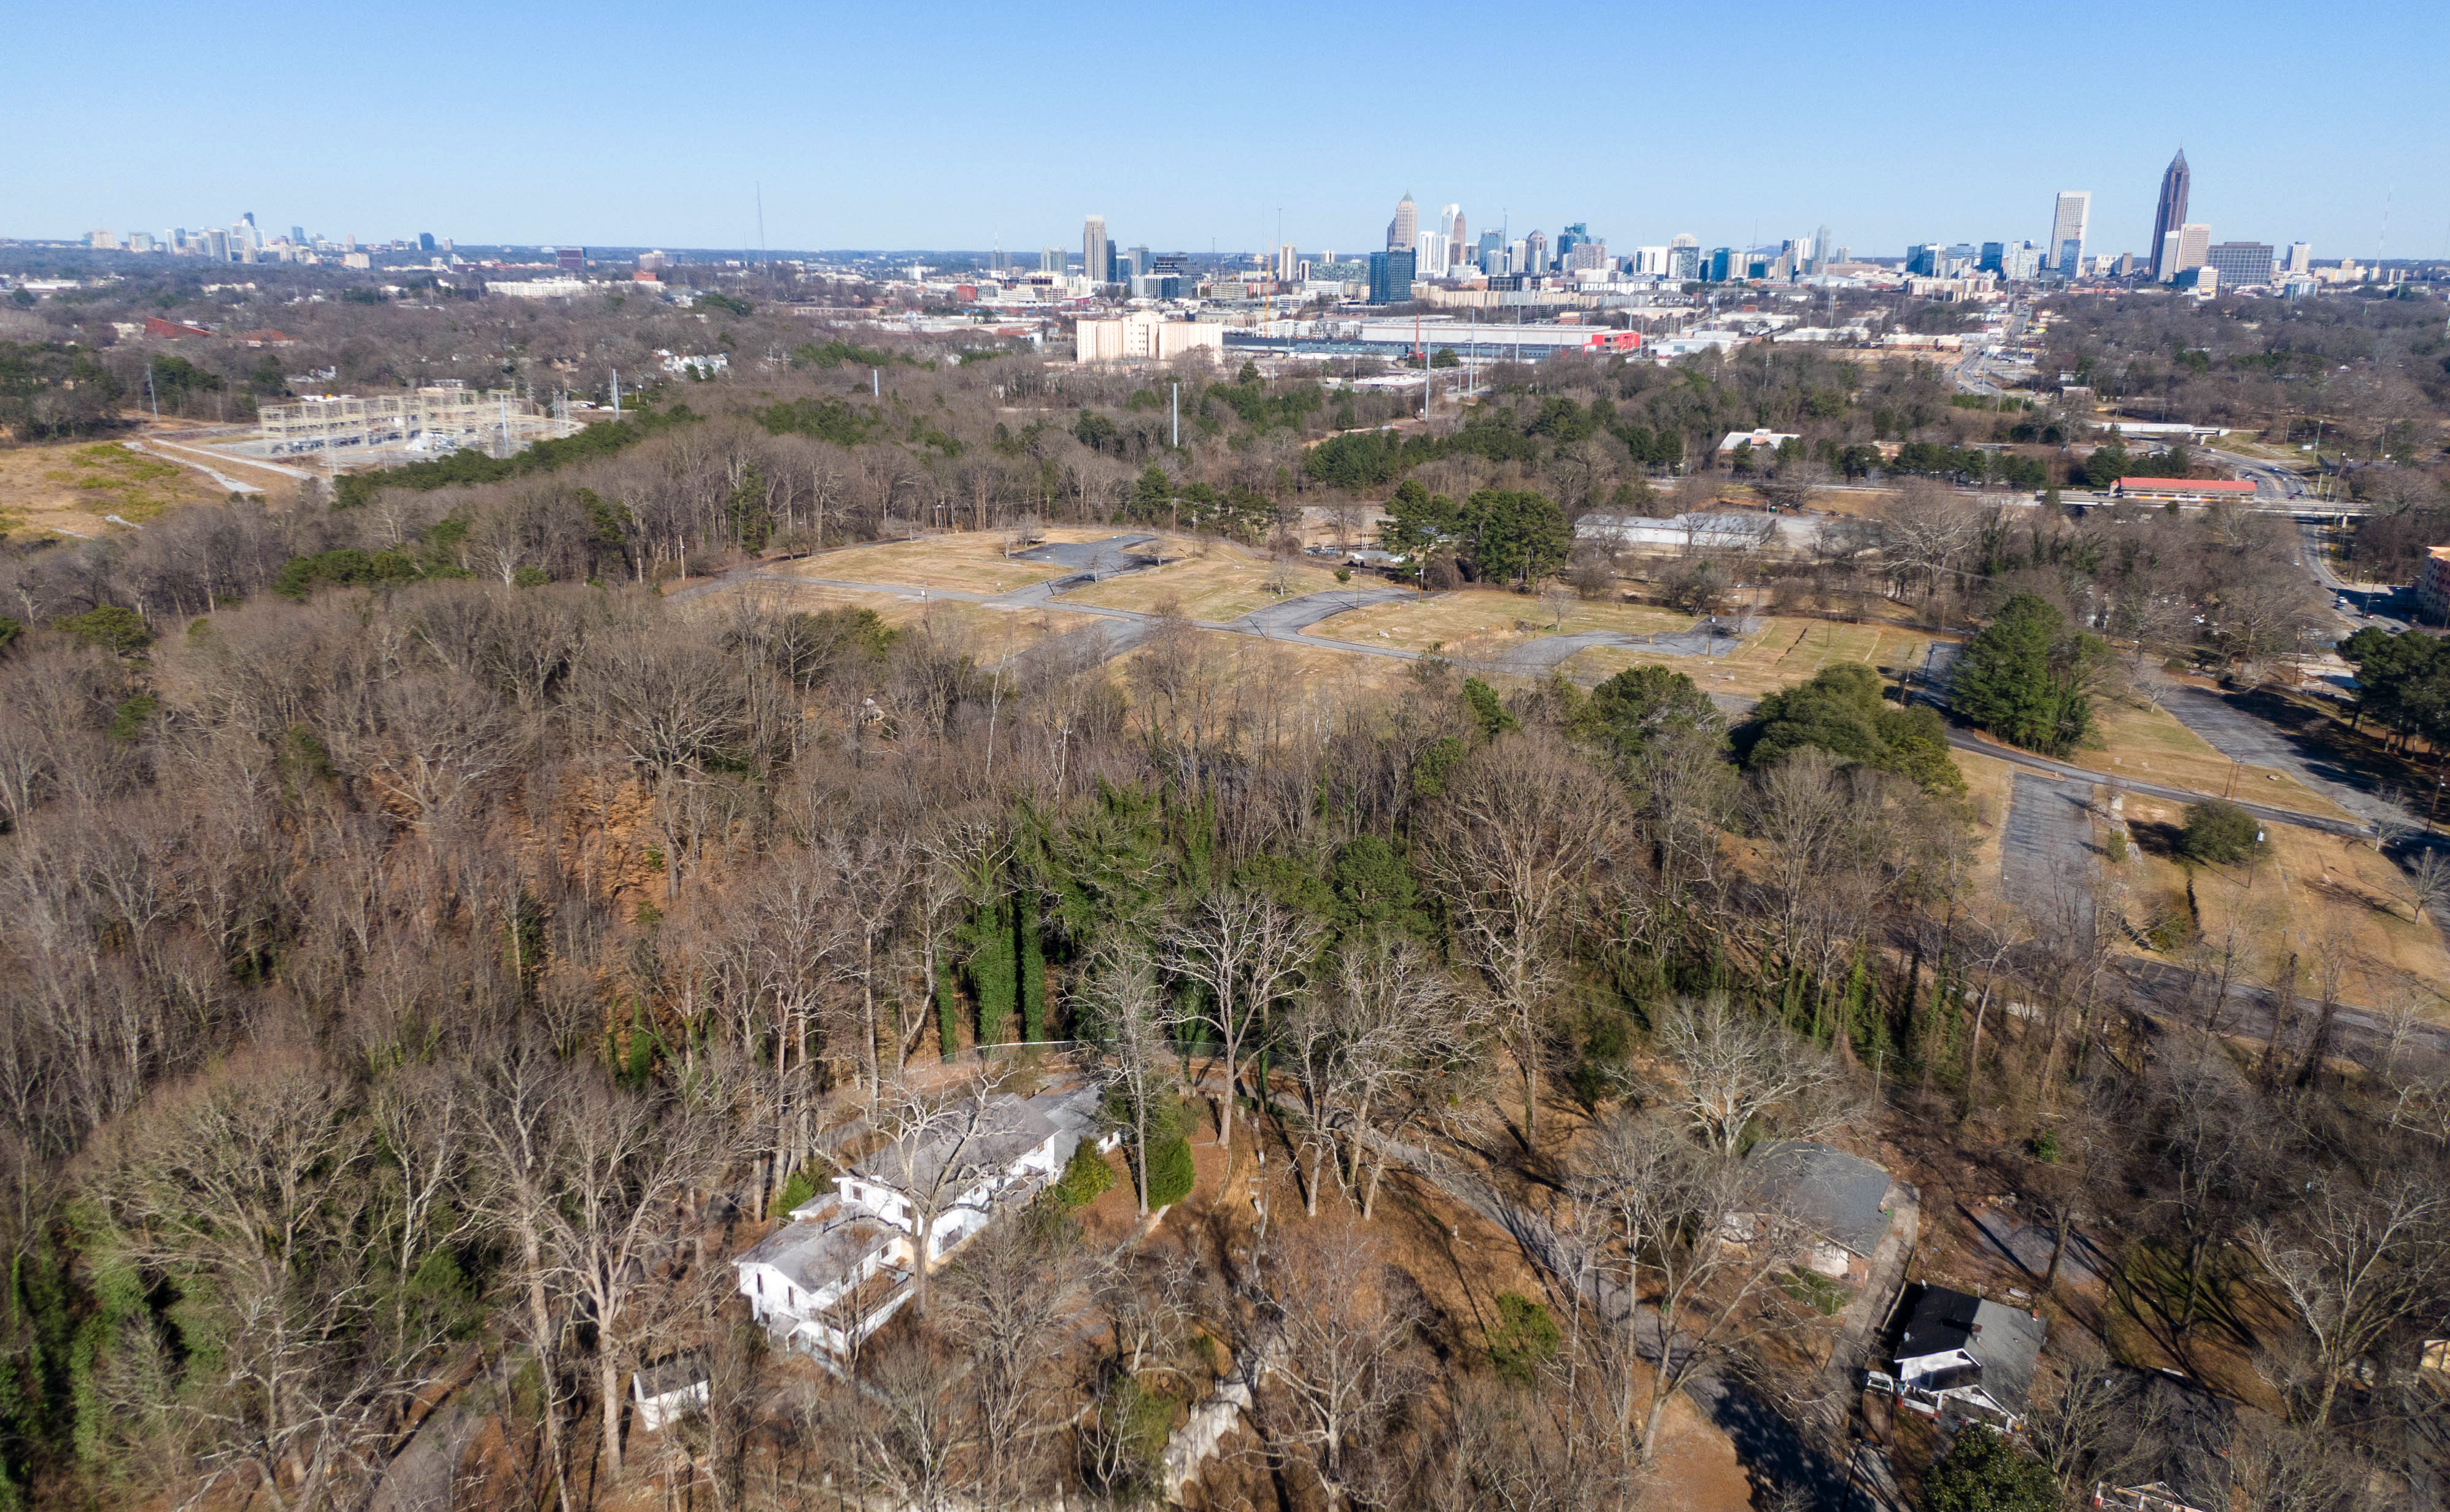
left=611, top=369, right=622, bottom=419
left=1170, top=382, right=1179, bottom=449
left=145, top=360, right=159, bottom=422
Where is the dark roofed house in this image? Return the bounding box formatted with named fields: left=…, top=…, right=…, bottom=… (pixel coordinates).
left=1890, top=1284, right=2046, bottom=1429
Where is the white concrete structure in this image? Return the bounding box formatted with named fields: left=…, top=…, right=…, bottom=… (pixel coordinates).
left=1718, top=427, right=1801, bottom=455
left=489, top=277, right=590, bottom=298
left=1075, top=310, right=1226, bottom=364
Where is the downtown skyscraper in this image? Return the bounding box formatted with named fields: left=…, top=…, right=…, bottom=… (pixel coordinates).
left=2147, top=150, right=2190, bottom=281
left=2049, top=191, right=2090, bottom=277
left=1083, top=215, right=1110, bottom=283
left=1386, top=192, right=1417, bottom=252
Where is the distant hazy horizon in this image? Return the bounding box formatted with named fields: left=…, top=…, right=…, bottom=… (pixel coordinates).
left=12, top=0, right=2444, bottom=261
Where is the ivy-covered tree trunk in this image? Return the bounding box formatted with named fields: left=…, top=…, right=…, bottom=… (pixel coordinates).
left=967, top=902, right=1016, bottom=1047
left=935, top=957, right=961, bottom=1062
left=1017, top=892, right=1046, bottom=1043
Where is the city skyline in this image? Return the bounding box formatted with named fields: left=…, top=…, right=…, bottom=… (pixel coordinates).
left=10, top=0, right=2443, bottom=256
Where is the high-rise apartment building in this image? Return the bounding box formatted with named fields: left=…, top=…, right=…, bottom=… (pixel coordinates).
left=2284, top=242, right=2313, bottom=274
left=1445, top=206, right=1467, bottom=269
left=1906, top=243, right=1942, bottom=276
left=1039, top=247, right=1063, bottom=273
left=1416, top=229, right=1450, bottom=279
left=1669, top=244, right=1701, bottom=281
left=1367, top=249, right=1415, bottom=304
left=1275, top=243, right=1297, bottom=282
left=1476, top=230, right=1503, bottom=275
left=2158, top=223, right=2211, bottom=282
left=2147, top=150, right=2190, bottom=281
left=2205, top=242, right=2274, bottom=288
left=1386, top=193, right=1418, bottom=253
left=2049, top=191, right=2090, bottom=277
left=1811, top=224, right=1832, bottom=275
left=1083, top=216, right=1111, bottom=284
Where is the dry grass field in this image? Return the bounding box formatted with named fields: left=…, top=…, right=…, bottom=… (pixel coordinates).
left=1058, top=539, right=1347, bottom=622
left=717, top=578, right=1108, bottom=665
left=1562, top=615, right=1947, bottom=698
left=0, top=439, right=226, bottom=538
left=1306, top=588, right=1693, bottom=658
left=2116, top=792, right=2450, bottom=1014
left=2069, top=695, right=2346, bottom=819
left=778, top=528, right=1118, bottom=595
left=1952, top=747, right=2021, bottom=884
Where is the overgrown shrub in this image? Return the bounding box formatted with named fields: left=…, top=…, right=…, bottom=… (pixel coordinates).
left=2179, top=800, right=2259, bottom=865
left=1141, top=1135, right=1194, bottom=1210
left=1051, top=1141, right=1115, bottom=1209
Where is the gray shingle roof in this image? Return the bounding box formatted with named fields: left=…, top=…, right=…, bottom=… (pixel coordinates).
left=737, top=1195, right=895, bottom=1291
left=1747, top=1140, right=1895, bottom=1258
left=855, top=1095, right=1059, bottom=1192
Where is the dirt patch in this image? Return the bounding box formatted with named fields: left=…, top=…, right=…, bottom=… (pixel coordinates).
left=0, top=437, right=226, bottom=537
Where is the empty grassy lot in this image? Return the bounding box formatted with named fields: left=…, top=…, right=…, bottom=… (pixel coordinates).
left=0, top=439, right=224, bottom=536
left=2117, top=792, right=2450, bottom=1014
left=778, top=527, right=1124, bottom=595
left=716, top=577, right=1105, bottom=665
left=2068, top=695, right=2346, bottom=819
left=1306, top=589, right=1693, bottom=657
left=1058, top=539, right=1346, bottom=621
left=1562, top=615, right=1947, bottom=699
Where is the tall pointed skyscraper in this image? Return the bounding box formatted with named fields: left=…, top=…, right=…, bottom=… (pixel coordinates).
left=1387, top=192, right=1418, bottom=253
left=2147, top=150, right=2190, bottom=281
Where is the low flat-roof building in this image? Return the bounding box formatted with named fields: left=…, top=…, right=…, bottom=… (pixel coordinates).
left=1076, top=310, right=1225, bottom=364
left=2110, top=476, right=2258, bottom=503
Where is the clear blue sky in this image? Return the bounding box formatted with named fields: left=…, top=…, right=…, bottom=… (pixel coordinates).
left=13, top=0, right=2446, bottom=261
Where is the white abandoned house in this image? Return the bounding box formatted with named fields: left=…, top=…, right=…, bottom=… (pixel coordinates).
left=734, top=1082, right=1110, bottom=1357
left=1882, top=1284, right=2047, bottom=1429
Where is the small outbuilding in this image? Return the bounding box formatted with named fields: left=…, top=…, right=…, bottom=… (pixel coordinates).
left=630, top=1356, right=709, bottom=1432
